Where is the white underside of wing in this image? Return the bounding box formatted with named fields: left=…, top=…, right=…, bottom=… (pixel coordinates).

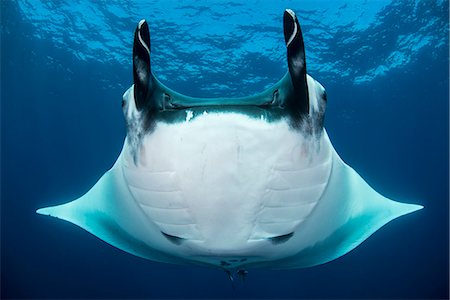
left=38, top=111, right=422, bottom=269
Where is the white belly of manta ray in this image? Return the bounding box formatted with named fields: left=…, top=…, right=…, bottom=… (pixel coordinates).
left=123, top=113, right=331, bottom=257
left=37, top=10, right=423, bottom=272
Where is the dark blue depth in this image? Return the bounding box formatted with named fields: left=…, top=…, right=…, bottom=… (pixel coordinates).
left=1, top=0, right=448, bottom=299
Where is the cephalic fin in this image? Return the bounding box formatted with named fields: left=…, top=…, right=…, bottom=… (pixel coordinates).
left=283, top=9, right=309, bottom=115
left=133, top=19, right=152, bottom=111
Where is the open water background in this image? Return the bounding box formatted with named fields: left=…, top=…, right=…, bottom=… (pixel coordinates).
left=1, top=0, right=449, bottom=298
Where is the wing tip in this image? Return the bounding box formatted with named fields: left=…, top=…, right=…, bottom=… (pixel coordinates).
left=36, top=205, right=60, bottom=216
left=36, top=202, right=72, bottom=219
left=389, top=200, right=424, bottom=220
left=36, top=207, right=48, bottom=215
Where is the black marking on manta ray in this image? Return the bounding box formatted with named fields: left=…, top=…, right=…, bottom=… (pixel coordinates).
left=145, top=102, right=326, bottom=135
left=268, top=232, right=294, bottom=245
left=161, top=231, right=185, bottom=245
left=139, top=89, right=325, bottom=125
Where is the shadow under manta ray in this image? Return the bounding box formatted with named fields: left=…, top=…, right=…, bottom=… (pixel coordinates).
left=37, top=9, right=423, bottom=274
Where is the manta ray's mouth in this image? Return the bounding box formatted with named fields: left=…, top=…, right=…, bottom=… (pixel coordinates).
left=154, top=80, right=282, bottom=110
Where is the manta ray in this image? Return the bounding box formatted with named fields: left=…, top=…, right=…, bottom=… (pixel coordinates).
left=37, top=9, right=422, bottom=274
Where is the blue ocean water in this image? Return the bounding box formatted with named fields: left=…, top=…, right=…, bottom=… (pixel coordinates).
left=1, top=0, right=448, bottom=298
